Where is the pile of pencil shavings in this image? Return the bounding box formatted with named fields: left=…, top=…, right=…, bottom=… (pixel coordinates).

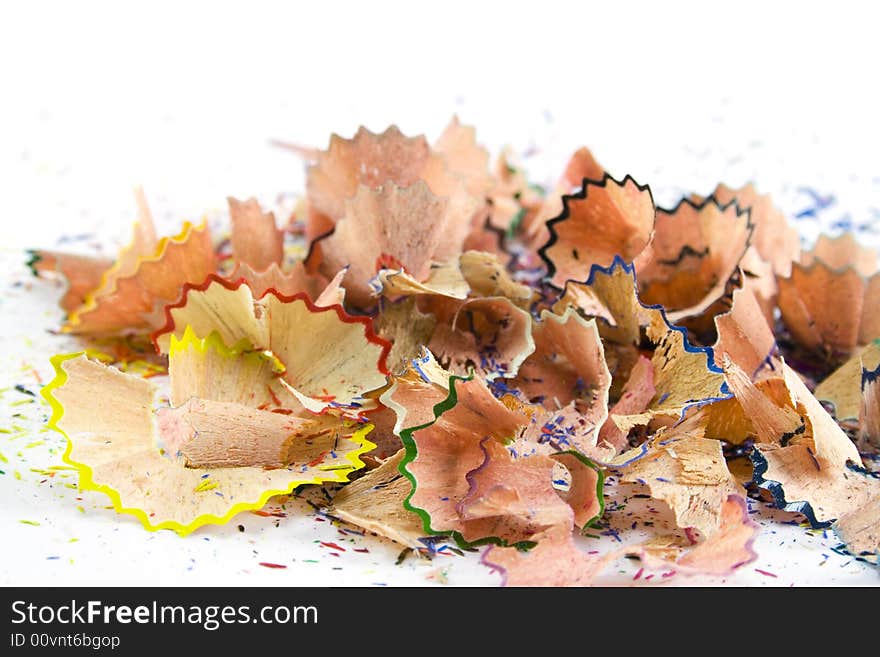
left=29, top=118, right=879, bottom=585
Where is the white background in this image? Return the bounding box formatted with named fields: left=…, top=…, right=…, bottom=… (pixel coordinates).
left=1, top=1, right=878, bottom=586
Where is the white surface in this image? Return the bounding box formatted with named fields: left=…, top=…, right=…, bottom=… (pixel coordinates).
left=1, top=1, right=878, bottom=586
